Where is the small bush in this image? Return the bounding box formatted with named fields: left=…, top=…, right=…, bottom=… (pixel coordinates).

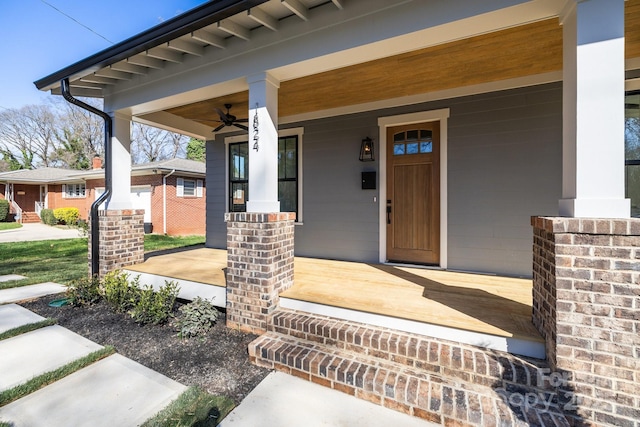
left=53, top=207, right=80, bottom=225
left=0, top=199, right=9, bottom=222
left=130, top=281, right=179, bottom=325
left=40, top=208, right=57, bottom=226
left=101, top=270, right=138, bottom=313
left=66, top=276, right=101, bottom=306
left=177, top=297, right=219, bottom=338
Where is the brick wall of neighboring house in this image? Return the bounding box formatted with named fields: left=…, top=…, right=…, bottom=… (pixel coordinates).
left=36, top=172, right=205, bottom=235
left=47, top=184, right=93, bottom=219
left=84, top=174, right=206, bottom=236
left=162, top=174, right=206, bottom=236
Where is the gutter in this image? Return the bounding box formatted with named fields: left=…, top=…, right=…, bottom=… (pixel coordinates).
left=61, top=78, right=112, bottom=277
left=34, top=0, right=269, bottom=92
left=162, top=169, right=177, bottom=234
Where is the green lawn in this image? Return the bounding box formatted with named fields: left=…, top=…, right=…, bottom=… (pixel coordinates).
left=0, top=223, right=22, bottom=231
left=0, top=235, right=205, bottom=290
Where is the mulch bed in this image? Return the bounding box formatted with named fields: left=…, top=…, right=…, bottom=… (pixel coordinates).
left=21, top=297, right=271, bottom=404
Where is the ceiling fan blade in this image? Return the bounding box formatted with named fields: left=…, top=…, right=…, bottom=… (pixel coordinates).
left=234, top=123, right=249, bottom=131
left=213, top=123, right=226, bottom=132
left=213, top=107, right=227, bottom=121
left=235, top=118, right=249, bottom=123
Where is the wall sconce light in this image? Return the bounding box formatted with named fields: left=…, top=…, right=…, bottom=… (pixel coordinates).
left=359, top=137, right=374, bottom=162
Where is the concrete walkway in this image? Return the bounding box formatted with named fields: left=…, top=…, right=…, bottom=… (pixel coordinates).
left=0, top=223, right=82, bottom=243
left=0, top=284, right=437, bottom=427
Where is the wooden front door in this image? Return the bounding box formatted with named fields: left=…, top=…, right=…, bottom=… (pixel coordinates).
left=386, top=122, right=440, bottom=265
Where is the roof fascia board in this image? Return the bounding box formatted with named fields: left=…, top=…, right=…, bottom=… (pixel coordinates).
left=34, top=0, right=270, bottom=92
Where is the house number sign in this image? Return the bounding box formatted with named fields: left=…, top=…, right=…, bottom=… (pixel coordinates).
left=252, top=103, right=259, bottom=152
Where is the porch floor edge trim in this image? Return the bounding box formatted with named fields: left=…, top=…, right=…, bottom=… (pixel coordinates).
left=280, top=297, right=546, bottom=359
left=122, top=270, right=226, bottom=306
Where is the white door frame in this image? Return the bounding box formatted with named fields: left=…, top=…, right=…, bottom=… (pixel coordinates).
left=378, top=108, right=450, bottom=268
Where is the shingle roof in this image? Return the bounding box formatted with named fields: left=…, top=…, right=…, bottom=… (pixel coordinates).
left=0, top=167, right=77, bottom=182
left=0, top=159, right=205, bottom=183
left=132, top=158, right=206, bottom=174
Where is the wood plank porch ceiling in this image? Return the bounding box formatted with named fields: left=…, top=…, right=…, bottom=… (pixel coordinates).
left=166, top=0, right=640, bottom=127
left=126, top=248, right=541, bottom=342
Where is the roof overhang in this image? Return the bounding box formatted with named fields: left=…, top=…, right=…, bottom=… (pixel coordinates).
left=34, top=0, right=269, bottom=93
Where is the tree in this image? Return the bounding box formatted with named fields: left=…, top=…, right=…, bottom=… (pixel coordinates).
left=186, top=138, right=205, bottom=162
left=131, top=122, right=188, bottom=164
left=0, top=104, right=59, bottom=169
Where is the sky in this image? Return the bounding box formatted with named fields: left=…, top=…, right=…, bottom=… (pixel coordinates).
left=0, top=0, right=209, bottom=110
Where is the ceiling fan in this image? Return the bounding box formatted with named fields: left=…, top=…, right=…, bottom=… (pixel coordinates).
left=212, top=104, right=248, bottom=132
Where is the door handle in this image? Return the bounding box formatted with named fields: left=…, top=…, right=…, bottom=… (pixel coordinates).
left=386, top=204, right=392, bottom=225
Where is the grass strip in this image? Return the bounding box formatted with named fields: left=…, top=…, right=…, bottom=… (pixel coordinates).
left=141, top=386, right=235, bottom=427
left=0, top=319, right=57, bottom=341
left=0, top=223, right=22, bottom=231
left=0, top=345, right=115, bottom=407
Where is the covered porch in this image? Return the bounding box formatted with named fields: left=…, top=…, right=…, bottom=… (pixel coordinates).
left=124, top=247, right=543, bottom=358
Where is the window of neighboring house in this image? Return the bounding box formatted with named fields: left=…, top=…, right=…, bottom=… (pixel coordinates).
left=227, top=129, right=302, bottom=220
left=177, top=177, right=203, bottom=198
left=625, top=92, right=640, bottom=218
left=62, top=183, right=86, bottom=198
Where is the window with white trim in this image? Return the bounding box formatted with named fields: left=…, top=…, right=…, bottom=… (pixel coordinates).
left=226, top=128, right=303, bottom=220
left=62, top=183, right=86, bottom=198
left=177, top=177, right=203, bottom=198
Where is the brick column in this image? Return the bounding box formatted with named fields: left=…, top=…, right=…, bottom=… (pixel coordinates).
left=88, top=209, right=144, bottom=278
left=225, top=212, right=295, bottom=334
left=532, top=216, right=640, bottom=426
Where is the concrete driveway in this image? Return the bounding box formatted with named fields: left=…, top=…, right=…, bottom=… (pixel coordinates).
left=0, top=223, right=82, bottom=243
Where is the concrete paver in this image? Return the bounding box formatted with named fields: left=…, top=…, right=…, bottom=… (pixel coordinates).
left=0, top=325, right=103, bottom=392
left=0, top=223, right=81, bottom=243
left=0, top=303, right=46, bottom=334
left=0, top=274, right=27, bottom=283
left=0, top=354, right=187, bottom=427
left=219, top=371, right=438, bottom=427
left=0, top=282, right=66, bottom=304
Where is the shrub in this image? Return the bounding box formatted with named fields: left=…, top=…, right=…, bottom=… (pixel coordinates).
left=130, top=281, right=179, bottom=325
left=0, top=199, right=9, bottom=222
left=177, top=297, right=219, bottom=338
left=101, top=270, right=138, bottom=313
left=53, top=207, right=80, bottom=225
left=66, top=276, right=101, bottom=306
left=40, top=208, right=57, bottom=226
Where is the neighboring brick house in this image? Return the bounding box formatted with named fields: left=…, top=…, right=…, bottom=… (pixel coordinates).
left=0, top=158, right=205, bottom=236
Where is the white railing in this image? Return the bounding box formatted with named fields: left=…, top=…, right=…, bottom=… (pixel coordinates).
left=35, top=201, right=44, bottom=218
left=11, top=200, right=22, bottom=224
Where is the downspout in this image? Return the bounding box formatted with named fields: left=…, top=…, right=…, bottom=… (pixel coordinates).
left=163, top=169, right=176, bottom=234
left=61, top=78, right=112, bottom=277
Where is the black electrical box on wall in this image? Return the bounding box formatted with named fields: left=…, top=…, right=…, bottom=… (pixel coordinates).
left=361, top=171, right=376, bottom=189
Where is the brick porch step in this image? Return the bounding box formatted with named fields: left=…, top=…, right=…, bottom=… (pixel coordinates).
left=20, top=212, right=41, bottom=223
left=250, top=309, right=570, bottom=426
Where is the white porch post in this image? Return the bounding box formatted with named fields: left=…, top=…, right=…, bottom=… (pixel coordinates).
left=107, top=112, right=133, bottom=210
left=246, top=72, right=280, bottom=213
left=559, top=0, right=630, bottom=218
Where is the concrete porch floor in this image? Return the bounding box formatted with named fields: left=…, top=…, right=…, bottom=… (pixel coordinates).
left=124, top=247, right=543, bottom=356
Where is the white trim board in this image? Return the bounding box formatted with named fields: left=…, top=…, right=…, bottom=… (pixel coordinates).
left=122, top=270, right=226, bottom=306
left=280, top=297, right=545, bottom=359
left=377, top=108, right=450, bottom=269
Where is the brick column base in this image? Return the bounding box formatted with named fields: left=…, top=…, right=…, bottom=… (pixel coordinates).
left=532, top=216, right=640, bottom=426
left=225, top=212, right=295, bottom=334
left=88, top=209, right=144, bottom=278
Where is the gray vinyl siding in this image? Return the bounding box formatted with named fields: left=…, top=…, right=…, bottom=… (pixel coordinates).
left=205, top=82, right=562, bottom=276
left=446, top=84, right=562, bottom=276
left=205, top=139, right=227, bottom=247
